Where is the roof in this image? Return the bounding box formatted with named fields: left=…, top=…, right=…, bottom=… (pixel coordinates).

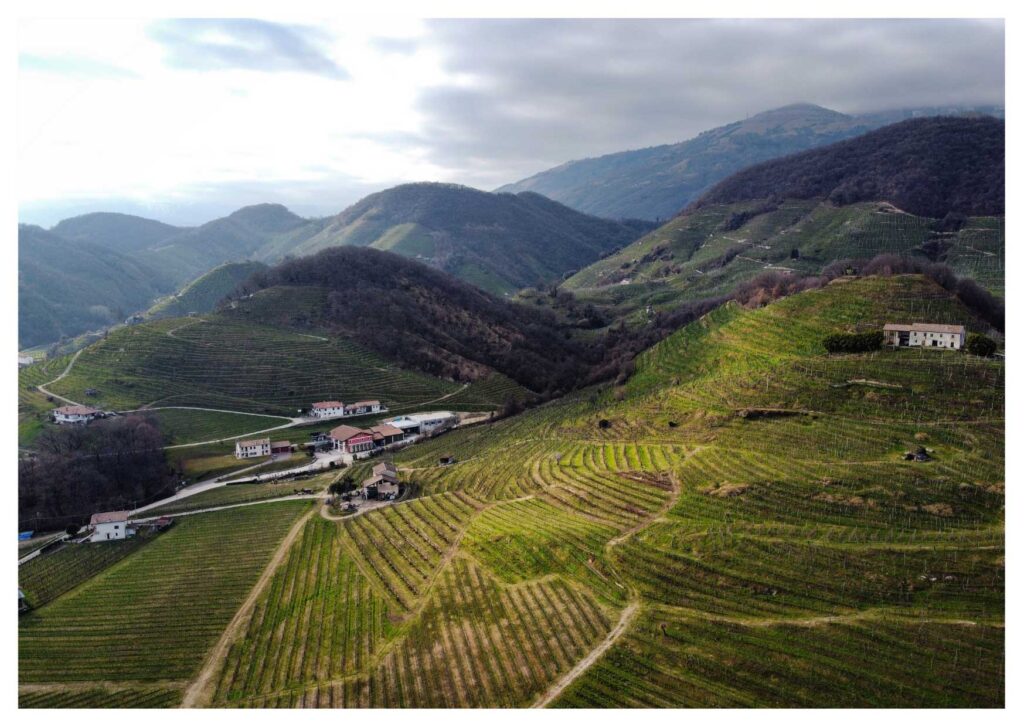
left=54, top=405, right=99, bottom=416
left=236, top=437, right=270, bottom=448
left=370, top=424, right=403, bottom=438
left=312, top=401, right=344, bottom=408
left=270, top=441, right=292, bottom=448
left=883, top=322, right=966, bottom=334
left=329, top=424, right=369, bottom=441
left=350, top=400, right=381, bottom=408
left=373, top=461, right=398, bottom=476
left=407, top=411, right=455, bottom=424
left=90, top=510, right=130, bottom=525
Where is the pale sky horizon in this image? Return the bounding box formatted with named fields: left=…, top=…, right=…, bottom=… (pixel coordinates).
left=18, top=17, right=1005, bottom=227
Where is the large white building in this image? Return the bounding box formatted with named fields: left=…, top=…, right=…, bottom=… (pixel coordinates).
left=235, top=437, right=271, bottom=459
left=89, top=511, right=131, bottom=542
left=310, top=401, right=346, bottom=418
left=883, top=323, right=966, bottom=350
left=52, top=405, right=101, bottom=424
left=386, top=411, right=458, bottom=437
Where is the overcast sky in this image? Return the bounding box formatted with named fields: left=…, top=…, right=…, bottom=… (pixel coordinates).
left=18, top=18, right=1004, bottom=226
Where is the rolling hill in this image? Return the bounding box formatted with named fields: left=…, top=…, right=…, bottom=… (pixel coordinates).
left=146, top=261, right=268, bottom=320
left=275, top=182, right=652, bottom=295
left=50, top=212, right=186, bottom=253
left=21, top=273, right=1003, bottom=707
left=562, top=117, right=1004, bottom=320
left=498, top=104, right=1002, bottom=221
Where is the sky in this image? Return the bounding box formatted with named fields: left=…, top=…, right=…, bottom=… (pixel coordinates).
left=18, top=18, right=1005, bottom=226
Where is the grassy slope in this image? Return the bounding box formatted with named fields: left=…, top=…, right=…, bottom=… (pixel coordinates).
left=146, top=261, right=267, bottom=320
left=562, top=200, right=1004, bottom=321
left=19, top=500, right=311, bottom=700
left=20, top=275, right=1002, bottom=707
left=215, top=275, right=1000, bottom=707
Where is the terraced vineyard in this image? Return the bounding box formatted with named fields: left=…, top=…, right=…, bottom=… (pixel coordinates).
left=19, top=536, right=152, bottom=608
left=562, top=200, right=1004, bottom=320
left=19, top=275, right=1003, bottom=708
left=49, top=315, right=523, bottom=416
left=18, top=354, right=72, bottom=447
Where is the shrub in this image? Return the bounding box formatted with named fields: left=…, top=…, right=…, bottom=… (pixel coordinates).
left=965, top=333, right=997, bottom=357
left=822, top=330, right=884, bottom=354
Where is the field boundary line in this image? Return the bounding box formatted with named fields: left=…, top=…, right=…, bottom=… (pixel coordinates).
left=531, top=600, right=640, bottom=708
left=180, top=505, right=316, bottom=708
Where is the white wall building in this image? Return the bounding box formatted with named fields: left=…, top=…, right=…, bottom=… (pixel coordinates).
left=89, top=511, right=131, bottom=542
left=883, top=323, right=966, bottom=350
left=310, top=401, right=346, bottom=418
left=235, top=437, right=271, bottom=459
left=387, top=411, right=458, bottom=436
left=53, top=405, right=100, bottom=424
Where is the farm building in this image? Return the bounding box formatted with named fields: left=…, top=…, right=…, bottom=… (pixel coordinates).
left=330, top=423, right=406, bottom=455
left=235, top=437, right=271, bottom=459
left=883, top=323, right=966, bottom=349
left=270, top=441, right=293, bottom=455
left=347, top=400, right=384, bottom=415
left=310, top=401, right=346, bottom=418
left=370, top=423, right=404, bottom=446
left=363, top=461, right=400, bottom=499
left=52, top=404, right=101, bottom=424
left=88, top=510, right=132, bottom=542
left=386, top=411, right=458, bottom=437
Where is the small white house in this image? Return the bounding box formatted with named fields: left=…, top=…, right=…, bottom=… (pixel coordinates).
left=53, top=405, right=100, bottom=424
left=89, top=510, right=131, bottom=542
left=310, top=401, right=346, bottom=418
left=18, top=355, right=34, bottom=368
left=235, top=437, right=271, bottom=459
left=883, top=323, right=966, bottom=350
left=346, top=400, right=384, bottom=416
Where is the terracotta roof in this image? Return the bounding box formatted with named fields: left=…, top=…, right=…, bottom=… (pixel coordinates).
left=236, top=437, right=270, bottom=448
left=90, top=510, right=129, bottom=525
left=54, top=405, right=99, bottom=416
left=312, top=401, right=344, bottom=409
left=329, top=424, right=369, bottom=442
left=350, top=400, right=380, bottom=408
left=883, top=322, right=965, bottom=334
left=370, top=424, right=403, bottom=438
left=373, top=461, right=398, bottom=476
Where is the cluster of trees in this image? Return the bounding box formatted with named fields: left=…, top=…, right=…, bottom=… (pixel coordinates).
left=18, top=415, right=175, bottom=532
left=822, top=331, right=884, bottom=354
left=966, top=333, right=998, bottom=357
left=694, top=116, right=1004, bottom=218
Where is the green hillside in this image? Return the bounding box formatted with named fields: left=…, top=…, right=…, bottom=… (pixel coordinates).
left=279, top=182, right=652, bottom=295
left=146, top=261, right=268, bottom=319
left=562, top=200, right=1004, bottom=320
left=46, top=313, right=524, bottom=417
left=21, top=274, right=1001, bottom=707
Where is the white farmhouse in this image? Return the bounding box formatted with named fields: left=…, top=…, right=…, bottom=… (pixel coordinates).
left=89, top=510, right=131, bottom=542
left=235, top=437, right=271, bottom=459
left=883, top=323, right=966, bottom=350
left=310, top=401, right=346, bottom=418
left=52, top=405, right=101, bottom=424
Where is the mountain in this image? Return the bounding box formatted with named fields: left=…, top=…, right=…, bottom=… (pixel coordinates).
left=562, top=117, right=1004, bottom=319
left=498, top=103, right=1003, bottom=221
left=693, top=116, right=1004, bottom=218
left=18, top=225, right=176, bottom=348
left=276, top=183, right=653, bottom=295
left=230, top=245, right=593, bottom=395
left=50, top=212, right=186, bottom=253
left=146, top=261, right=269, bottom=320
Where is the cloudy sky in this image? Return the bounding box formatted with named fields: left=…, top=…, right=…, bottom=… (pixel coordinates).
left=18, top=18, right=1004, bottom=226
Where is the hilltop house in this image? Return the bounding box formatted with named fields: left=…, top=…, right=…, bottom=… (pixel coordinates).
left=362, top=461, right=400, bottom=499
left=235, top=437, right=271, bottom=459
left=88, top=510, right=132, bottom=542
left=310, top=401, right=346, bottom=418
left=52, top=405, right=101, bottom=424
left=883, top=323, right=966, bottom=350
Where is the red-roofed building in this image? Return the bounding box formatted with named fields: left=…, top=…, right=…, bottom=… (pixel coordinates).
left=310, top=401, right=346, bottom=418
left=52, top=405, right=101, bottom=424
left=88, top=511, right=131, bottom=542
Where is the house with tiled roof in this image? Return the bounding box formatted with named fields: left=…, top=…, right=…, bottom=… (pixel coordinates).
left=88, top=510, right=131, bottom=542
left=52, top=405, right=101, bottom=424
left=883, top=322, right=966, bottom=350
left=235, top=437, right=271, bottom=459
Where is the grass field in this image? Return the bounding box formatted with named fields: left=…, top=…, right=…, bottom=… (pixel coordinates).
left=19, top=274, right=1003, bottom=708
left=145, top=408, right=289, bottom=445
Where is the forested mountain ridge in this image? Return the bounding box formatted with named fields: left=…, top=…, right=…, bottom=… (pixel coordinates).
left=498, top=103, right=1003, bottom=221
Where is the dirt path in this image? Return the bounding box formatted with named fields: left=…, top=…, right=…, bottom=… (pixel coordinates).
left=181, top=506, right=316, bottom=708
left=36, top=348, right=85, bottom=406
left=532, top=601, right=640, bottom=708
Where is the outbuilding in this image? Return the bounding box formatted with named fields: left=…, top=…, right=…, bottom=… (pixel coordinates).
left=883, top=323, right=966, bottom=350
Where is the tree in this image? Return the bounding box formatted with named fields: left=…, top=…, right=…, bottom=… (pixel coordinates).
left=965, top=333, right=997, bottom=357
